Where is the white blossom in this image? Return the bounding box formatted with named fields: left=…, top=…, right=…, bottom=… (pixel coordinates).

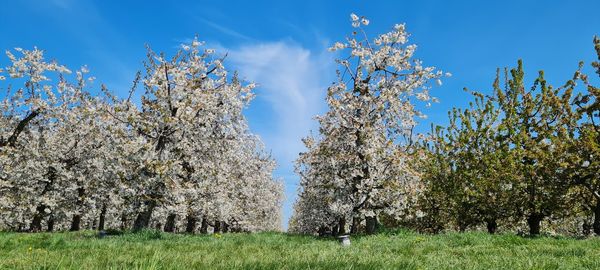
left=0, top=43, right=283, bottom=233
left=290, top=14, right=446, bottom=235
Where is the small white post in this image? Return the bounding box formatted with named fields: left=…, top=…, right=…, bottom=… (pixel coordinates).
left=338, top=235, right=351, bottom=246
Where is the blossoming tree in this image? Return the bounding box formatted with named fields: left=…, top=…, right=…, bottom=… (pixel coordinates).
left=0, top=41, right=283, bottom=233
left=290, top=14, right=446, bottom=235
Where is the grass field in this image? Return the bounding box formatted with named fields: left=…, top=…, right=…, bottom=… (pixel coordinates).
left=1, top=230, right=600, bottom=269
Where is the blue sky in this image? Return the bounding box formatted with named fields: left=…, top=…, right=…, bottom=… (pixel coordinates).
left=1, top=0, right=599, bottom=229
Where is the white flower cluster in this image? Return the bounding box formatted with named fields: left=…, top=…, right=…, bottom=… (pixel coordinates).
left=350, top=13, right=369, bottom=28
left=0, top=41, right=283, bottom=233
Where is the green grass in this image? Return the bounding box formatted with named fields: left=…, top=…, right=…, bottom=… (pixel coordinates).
left=1, top=230, right=600, bottom=269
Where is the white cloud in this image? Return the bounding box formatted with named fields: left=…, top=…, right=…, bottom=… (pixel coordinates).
left=223, top=41, right=333, bottom=229
left=225, top=42, right=333, bottom=172
left=199, top=18, right=253, bottom=41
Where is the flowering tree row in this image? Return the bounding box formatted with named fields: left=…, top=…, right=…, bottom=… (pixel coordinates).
left=0, top=41, right=283, bottom=233
left=290, top=14, right=599, bottom=237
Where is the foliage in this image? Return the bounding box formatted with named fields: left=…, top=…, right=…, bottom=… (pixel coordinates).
left=570, top=36, right=600, bottom=234
left=418, top=37, right=600, bottom=236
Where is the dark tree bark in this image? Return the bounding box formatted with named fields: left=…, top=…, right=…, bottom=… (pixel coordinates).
left=200, top=217, right=208, bottom=234
left=457, top=209, right=469, bottom=233
left=318, top=226, right=327, bottom=237
left=338, top=217, right=346, bottom=235
left=98, top=205, right=107, bottom=231
left=47, top=214, right=55, bottom=232
left=30, top=167, right=56, bottom=232
left=214, top=220, right=222, bottom=233
left=70, top=186, right=86, bottom=231
left=0, top=110, right=40, bottom=148
left=185, top=216, right=197, bottom=233
left=163, top=213, right=176, bottom=232
left=133, top=200, right=157, bottom=231
left=583, top=220, right=592, bottom=236
left=593, top=200, right=600, bottom=236
left=365, top=216, right=378, bottom=234
left=527, top=214, right=543, bottom=236
left=486, top=219, right=498, bottom=234
left=70, top=215, right=82, bottom=231
left=120, top=213, right=128, bottom=231
left=350, top=216, right=361, bottom=234
left=29, top=205, right=47, bottom=232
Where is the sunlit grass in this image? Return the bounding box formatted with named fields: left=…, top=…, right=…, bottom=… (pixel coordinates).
left=1, top=230, right=600, bottom=269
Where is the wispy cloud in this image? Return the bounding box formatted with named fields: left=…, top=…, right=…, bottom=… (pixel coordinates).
left=199, top=18, right=253, bottom=41
left=225, top=41, right=332, bottom=170
left=221, top=41, right=334, bottom=228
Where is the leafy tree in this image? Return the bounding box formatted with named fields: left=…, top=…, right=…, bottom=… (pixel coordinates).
left=495, top=61, right=576, bottom=235
left=420, top=60, right=577, bottom=236
left=571, top=36, right=600, bottom=235
left=420, top=88, right=518, bottom=233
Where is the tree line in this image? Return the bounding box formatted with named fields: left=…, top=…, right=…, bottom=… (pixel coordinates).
left=418, top=39, right=599, bottom=236
left=2, top=13, right=597, bottom=237
left=290, top=14, right=599, bottom=237
left=0, top=41, right=283, bottom=233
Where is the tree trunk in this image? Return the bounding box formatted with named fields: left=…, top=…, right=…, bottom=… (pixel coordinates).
left=185, top=216, right=197, bottom=233
left=223, top=222, right=229, bottom=233
left=527, top=214, right=543, bottom=236
left=70, top=186, right=85, bottom=232
left=30, top=205, right=46, bottom=232
left=593, top=199, right=600, bottom=236
left=338, top=217, right=346, bottom=235
left=47, top=214, right=55, bottom=232
left=583, top=220, right=592, bottom=236
left=200, top=217, right=208, bottom=234
left=365, top=216, right=378, bottom=234
left=32, top=167, right=56, bottom=232
left=318, top=226, right=327, bottom=237
left=486, top=219, right=498, bottom=234
left=98, top=205, right=107, bottom=231
left=132, top=200, right=156, bottom=231
left=120, top=213, right=127, bottom=231
left=163, top=213, right=176, bottom=232
left=70, top=215, right=81, bottom=231
left=350, top=216, right=361, bottom=234
left=457, top=211, right=468, bottom=232
left=214, top=220, right=222, bottom=233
